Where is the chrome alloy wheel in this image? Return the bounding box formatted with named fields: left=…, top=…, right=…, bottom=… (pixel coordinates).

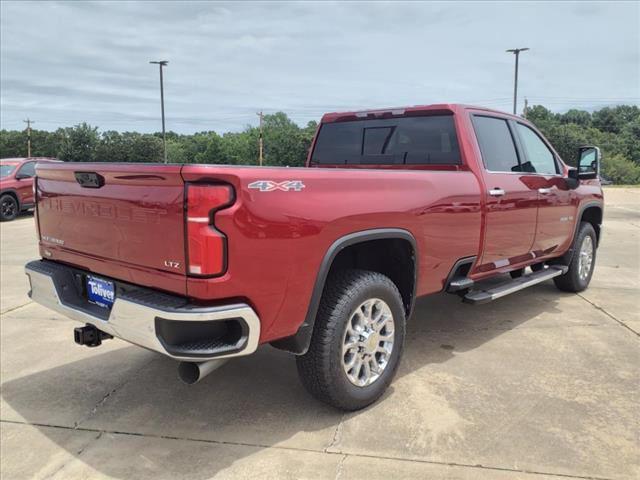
left=578, top=235, right=594, bottom=281
left=341, top=298, right=395, bottom=387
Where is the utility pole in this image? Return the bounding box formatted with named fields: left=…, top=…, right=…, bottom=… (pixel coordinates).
left=506, top=48, right=529, bottom=115
left=523, top=97, right=529, bottom=118
left=150, top=60, right=169, bottom=163
left=23, top=118, right=34, bottom=157
left=257, top=111, right=264, bottom=166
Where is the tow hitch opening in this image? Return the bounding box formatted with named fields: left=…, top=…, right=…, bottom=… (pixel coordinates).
left=74, top=324, right=113, bottom=347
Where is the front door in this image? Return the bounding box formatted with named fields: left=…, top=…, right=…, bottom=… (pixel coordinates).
left=471, top=115, right=538, bottom=272
left=15, top=161, right=36, bottom=206
left=514, top=122, right=575, bottom=256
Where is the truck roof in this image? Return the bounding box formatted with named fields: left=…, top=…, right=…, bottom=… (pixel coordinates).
left=0, top=157, right=60, bottom=164
left=321, top=103, right=521, bottom=123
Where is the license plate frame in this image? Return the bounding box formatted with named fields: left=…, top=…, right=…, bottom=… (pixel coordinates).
left=86, top=275, right=116, bottom=309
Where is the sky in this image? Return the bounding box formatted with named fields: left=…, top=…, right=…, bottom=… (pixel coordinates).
left=1, top=1, right=638, bottom=134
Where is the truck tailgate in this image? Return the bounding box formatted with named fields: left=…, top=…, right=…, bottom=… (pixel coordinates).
left=35, top=163, right=187, bottom=293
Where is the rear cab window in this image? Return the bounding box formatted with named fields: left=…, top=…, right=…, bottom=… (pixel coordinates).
left=311, top=115, right=462, bottom=166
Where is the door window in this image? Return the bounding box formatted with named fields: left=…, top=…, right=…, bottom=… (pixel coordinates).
left=516, top=124, right=558, bottom=175
left=472, top=116, right=520, bottom=172
left=16, top=162, right=36, bottom=178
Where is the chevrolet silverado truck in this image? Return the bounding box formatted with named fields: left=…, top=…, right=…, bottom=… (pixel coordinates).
left=25, top=104, right=603, bottom=410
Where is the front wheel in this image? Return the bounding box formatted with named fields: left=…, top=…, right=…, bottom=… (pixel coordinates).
left=0, top=194, right=18, bottom=222
left=296, top=269, right=406, bottom=411
left=554, top=222, right=597, bottom=292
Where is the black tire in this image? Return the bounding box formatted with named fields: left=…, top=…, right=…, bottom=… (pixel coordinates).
left=296, top=269, right=406, bottom=411
left=531, top=262, right=544, bottom=272
left=0, top=194, right=18, bottom=222
left=509, top=268, right=524, bottom=279
left=553, top=222, right=597, bottom=293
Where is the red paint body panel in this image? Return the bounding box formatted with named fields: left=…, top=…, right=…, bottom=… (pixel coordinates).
left=32, top=105, right=603, bottom=345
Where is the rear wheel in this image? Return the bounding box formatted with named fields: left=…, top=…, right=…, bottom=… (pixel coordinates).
left=554, top=222, right=597, bottom=292
left=0, top=194, right=18, bottom=222
left=296, top=269, right=406, bottom=411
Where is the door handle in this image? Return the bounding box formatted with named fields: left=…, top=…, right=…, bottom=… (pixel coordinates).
left=538, top=188, right=552, bottom=194
left=488, top=188, right=505, bottom=197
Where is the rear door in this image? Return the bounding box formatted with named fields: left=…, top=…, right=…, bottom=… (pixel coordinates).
left=36, top=163, right=187, bottom=282
left=471, top=114, right=538, bottom=272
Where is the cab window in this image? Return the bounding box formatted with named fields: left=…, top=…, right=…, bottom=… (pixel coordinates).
left=471, top=116, right=520, bottom=172
left=516, top=124, right=558, bottom=175
left=311, top=115, right=462, bottom=165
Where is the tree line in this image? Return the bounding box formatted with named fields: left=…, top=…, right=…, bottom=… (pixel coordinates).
left=0, top=112, right=317, bottom=168
left=525, top=105, right=639, bottom=184
left=1, top=106, right=638, bottom=183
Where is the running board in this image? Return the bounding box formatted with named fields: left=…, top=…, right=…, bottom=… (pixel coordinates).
left=463, top=266, right=568, bottom=305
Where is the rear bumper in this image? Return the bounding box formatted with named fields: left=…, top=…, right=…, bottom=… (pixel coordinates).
left=25, top=260, right=260, bottom=361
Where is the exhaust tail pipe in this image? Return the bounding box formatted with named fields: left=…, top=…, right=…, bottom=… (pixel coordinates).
left=178, top=359, right=228, bottom=385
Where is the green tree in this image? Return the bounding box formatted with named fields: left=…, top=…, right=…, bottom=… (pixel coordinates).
left=558, top=109, right=591, bottom=127
left=128, top=133, right=163, bottom=162
left=195, top=133, right=226, bottom=164
left=58, top=123, right=99, bottom=162
left=601, top=153, right=640, bottom=184
left=166, top=140, right=189, bottom=163
left=262, top=112, right=308, bottom=167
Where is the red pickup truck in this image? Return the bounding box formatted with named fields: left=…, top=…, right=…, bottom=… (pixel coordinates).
left=1, top=157, right=60, bottom=221
left=25, top=104, right=603, bottom=410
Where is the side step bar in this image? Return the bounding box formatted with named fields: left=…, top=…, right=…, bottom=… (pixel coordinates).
left=463, top=266, right=568, bottom=305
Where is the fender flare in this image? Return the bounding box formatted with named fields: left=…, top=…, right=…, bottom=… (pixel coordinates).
left=555, top=201, right=603, bottom=265
left=271, top=228, right=418, bottom=355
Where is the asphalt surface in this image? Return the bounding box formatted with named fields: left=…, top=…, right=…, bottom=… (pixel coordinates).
left=1, top=187, right=638, bottom=480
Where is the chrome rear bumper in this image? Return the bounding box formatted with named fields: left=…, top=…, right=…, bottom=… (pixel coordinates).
left=25, top=260, right=260, bottom=361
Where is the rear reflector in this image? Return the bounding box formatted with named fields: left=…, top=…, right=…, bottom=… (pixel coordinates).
left=186, top=184, right=234, bottom=276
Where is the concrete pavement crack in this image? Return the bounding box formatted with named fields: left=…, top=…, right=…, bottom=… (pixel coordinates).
left=334, top=454, right=347, bottom=480
left=42, top=431, right=101, bottom=480
left=578, top=293, right=639, bottom=337
left=0, top=300, right=33, bottom=316
left=325, top=413, right=345, bottom=452
left=0, top=419, right=614, bottom=480
left=72, top=357, right=156, bottom=429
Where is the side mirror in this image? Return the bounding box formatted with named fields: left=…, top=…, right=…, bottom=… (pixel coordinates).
left=566, top=167, right=580, bottom=189
left=577, top=146, right=601, bottom=180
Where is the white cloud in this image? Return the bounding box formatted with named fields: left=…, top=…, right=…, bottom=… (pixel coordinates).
left=1, top=0, right=638, bottom=133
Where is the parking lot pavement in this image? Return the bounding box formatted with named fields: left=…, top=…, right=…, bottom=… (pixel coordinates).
left=1, top=188, right=638, bottom=480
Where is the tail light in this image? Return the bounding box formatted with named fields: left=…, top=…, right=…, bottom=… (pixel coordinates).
left=186, top=184, right=234, bottom=276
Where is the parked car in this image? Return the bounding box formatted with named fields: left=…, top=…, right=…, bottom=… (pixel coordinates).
left=24, top=104, right=603, bottom=410
left=1, top=157, right=60, bottom=221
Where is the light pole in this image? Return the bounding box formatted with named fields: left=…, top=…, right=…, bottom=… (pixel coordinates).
left=150, top=60, right=168, bottom=163
left=506, top=48, right=529, bottom=115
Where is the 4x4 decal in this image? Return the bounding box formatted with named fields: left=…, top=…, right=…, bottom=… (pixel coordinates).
left=248, top=180, right=305, bottom=192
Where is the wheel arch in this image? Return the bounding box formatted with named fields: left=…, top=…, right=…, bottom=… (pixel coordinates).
left=552, top=201, right=603, bottom=267
left=579, top=203, right=603, bottom=246
left=0, top=189, right=21, bottom=209
left=271, top=228, right=418, bottom=355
